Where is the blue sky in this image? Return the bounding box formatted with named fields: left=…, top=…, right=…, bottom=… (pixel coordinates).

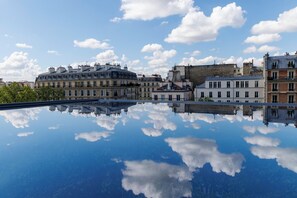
left=1, top=0, right=297, bottom=81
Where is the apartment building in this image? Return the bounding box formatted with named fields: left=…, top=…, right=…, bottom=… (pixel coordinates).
left=138, top=74, right=163, bottom=99
left=195, top=76, right=264, bottom=103
left=264, top=52, right=297, bottom=103
left=35, top=63, right=139, bottom=100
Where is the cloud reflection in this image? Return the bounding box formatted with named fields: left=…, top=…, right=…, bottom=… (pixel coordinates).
left=244, top=136, right=280, bottom=147
left=166, top=137, right=245, bottom=176
left=251, top=146, right=297, bottom=173
left=122, top=160, right=192, bottom=198
left=74, top=131, right=112, bottom=142
left=0, top=108, right=40, bottom=128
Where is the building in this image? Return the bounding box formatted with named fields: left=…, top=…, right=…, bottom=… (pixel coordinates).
left=152, top=68, right=193, bottom=101
left=35, top=63, right=139, bottom=100
left=264, top=52, right=297, bottom=103
left=172, top=64, right=238, bottom=87
left=0, top=78, right=5, bottom=87
left=6, top=81, right=35, bottom=88
left=195, top=75, right=264, bottom=103
left=263, top=106, right=297, bottom=127
left=242, top=61, right=263, bottom=76
left=138, top=74, right=163, bottom=99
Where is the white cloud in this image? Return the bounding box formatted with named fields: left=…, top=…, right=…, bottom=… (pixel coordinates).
left=120, top=0, right=193, bottom=20
left=0, top=51, right=42, bottom=81
left=75, top=131, right=112, bottom=142
left=110, top=17, right=122, bottom=23
left=47, top=50, right=60, bottom=55
left=16, top=43, right=33, bottom=49
left=141, top=43, right=163, bottom=53
left=161, top=21, right=169, bottom=25
left=74, top=38, right=111, bottom=49
left=165, top=3, right=246, bottom=43
left=141, top=128, right=163, bottom=137
left=243, top=126, right=257, bottom=134
left=17, top=132, right=34, bottom=137
left=166, top=137, right=245, bottom=176
left=122, top=160, right=192, bottom=198
left=251, top=7, right=297, bottom=35
left=95, top=50, right=119, bottom=64
left=48, top=125, right=60, bottom=130
left=244, top=136, right=280, bottom=147
left=191, top=123, right=200, bottom=129
left=244, top=33, right=281, bottom=44
left=190, top=50, right=201, bottom=57
left=0, top=108, right=40, bottom=128
left=243, top=46, right=257, bottom=54
left=251, top=146, right=297, bottom=173
left=243, top=45, right=279, bottom=54
left=257, top=45, right=280, bottom=53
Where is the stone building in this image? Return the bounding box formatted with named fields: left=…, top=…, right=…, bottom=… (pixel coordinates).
left=264, top=52, right=297, bottom=103
left=138, top=74, right=163, bottom=99
left=0, top=78, right=5, bottom=87
left=35, top=63, right=139, bottom=100
left=172, top=64, right=238, bottom=87
left=194, top=75, right=265, bottom=103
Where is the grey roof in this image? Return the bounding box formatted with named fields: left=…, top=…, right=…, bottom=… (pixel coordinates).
left=205, top=75, right=264, bottom=81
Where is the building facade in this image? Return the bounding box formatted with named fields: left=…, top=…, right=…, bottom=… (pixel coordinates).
left=264, top=52, right=297, bottom=103
left=35, top=63, right=139, bottom=100
left=138, top=74, right=163, bottom=99
left=195, top=76, right=264, bottom=103
left=152, top=81, right=192, bottom=101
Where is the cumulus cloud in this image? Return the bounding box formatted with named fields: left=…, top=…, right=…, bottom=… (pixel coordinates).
left=244, top=33, right=281, bottom=44
left=141, top=43, right=163, bottom=53
left=244, top=136, right=280, bottom=147
left=48, top=125, right=60, bottom=130
left=74, top=38, right=111, bottom=49
left=120, top=0, right=193, bottom=20
left=251, top=146, right=297, bottom=173
left=95, top=50, right=119, bottom=64
left=0, top=51, right=42, bottom=81
left=251, top=7, right=297, bottom=35
left=166, top=137, right=245, bottom=176
left=122, top=160, right=192, bottom=198
left=0, top=108, right=40, bottom=128
left=17, top=132, right=34, bottom=137
left=74, top=131, right=112, bottom=142
left=165, top=3, right=246, bottom=43
left=243, top=45, right=279, bottom=54
left=16, top=43, right=33, bottom=49
left=110, top=17, right=122, bottom=23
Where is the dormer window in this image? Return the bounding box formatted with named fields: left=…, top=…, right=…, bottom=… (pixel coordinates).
left=288, top=61, right=295, bottom=68
left=272, top=61, right=278, bottom=69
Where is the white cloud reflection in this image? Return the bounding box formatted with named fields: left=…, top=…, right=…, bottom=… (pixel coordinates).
left=251, top=146, right=297, bottom=173
left=243, top=125, right=279, bottom=135
left=17, top=132, right=34, bottom=137
left=74, top=131, right=112, bottom=142
left=95, top=115, right=120, bottom=131
left=244, top=136, right=280, bottom=147
left=122, top=160, right=192, bottom=198
left=166, top=137, right=245, bottom=176
left=0, top=108, right=40, bottom=128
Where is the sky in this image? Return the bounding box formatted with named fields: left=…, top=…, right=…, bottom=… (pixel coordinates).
left=1, top=0, right=297, bottom=81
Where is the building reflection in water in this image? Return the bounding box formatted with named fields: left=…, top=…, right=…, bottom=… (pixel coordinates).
left=263, top=106, right=297, bottom=127
left=48, top=102, right=137, bottom=116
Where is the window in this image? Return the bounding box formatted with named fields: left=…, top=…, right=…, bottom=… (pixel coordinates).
left=214, top=82, right=217, bottom=88
left=236, top=91, right=239, bottom=98
left=87, top=81, right=91, bottom=87
left=289, top=95, right=294, bottom=103
left=101, top=90, right=104, bottom=96
left=227, top=100, right=230, bottom=103
left=69, top=90, right=72, bottom=96
left=245, top=81, right=249, bottom=88
left=113, top=81, right=117, bottom=86
left=272, top=83, right=278, bottom=91
left=177, top=95, right=180, bottom=101
left=236, top=100, right=239, bottom=103
left=100, top=81, right=103, bottom=86
left=218, top=82, right=221, bottom=88
left=272, top=72, right=278, bottom=79
left=218, top=91, right=221, bottom=98
left=169, top=95, right=172, bottom=101
left=93, top=90, right=96, bottom=96
left=272, top=95, right=278, bottom=103
left=288, top=71, right=294, bottom=79
left=227, top=81, right=230, bottom=88
left=87, top=90, right=90, bottom=96
left=209, top=82, right=213, bottom=88
left=81, top=90, right=84, bottom=96
left=209, top=92, right=213, bottom=98
left=289, top=83, right=294, bottom=91
left=106, top=91, right=109, bottom=96
left=75, top=90, right=77, bottom=96
left=154, top=95, right=158, bottom=100
left=148, top=88, right=150, bottom=92
left=227, top=91, right=230, bottom=98
left=271, top=109, right=278, bottom=117
left=255, top=81, right=259, bottom=88
left=106, top=81, right=110, bottom=86
left=236, top=81, right=239, bottom=88
left=201, top=92, right=204, bottom=98
left=255, top=91, right=259, bottom=98
left=93, top=81, right=97, bottom=87
left=161, top=95, right=165, bottom=100
left=272, top=61, right=278, bottom=69
left=245, top=91, right=249, bottom=98
left=288, top=110, right=295, bottom=118
left=241, top=81, right=244, bottom=88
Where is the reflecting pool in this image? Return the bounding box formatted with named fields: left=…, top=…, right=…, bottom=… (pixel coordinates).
left=0, top=102, right=297, bottom=197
